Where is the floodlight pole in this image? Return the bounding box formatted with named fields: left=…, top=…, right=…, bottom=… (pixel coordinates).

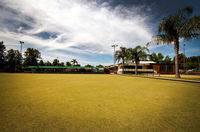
left=19, top=41, right=24, bottom=55
left=112, top=44, right=118, bottom=73
left=18, top=41, right=24, bottom=72
left=183, top=44, right=186, bottom=70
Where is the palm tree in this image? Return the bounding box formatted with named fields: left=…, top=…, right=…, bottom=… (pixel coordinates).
left=115, top=47, right=128, bottom=74
left=71, top=59, right=78, bottom=67
left=53, top=58, right=60, bottom=66
left=150, top=6, right=200, bottom=78
left=127, top=46, right=148, bottom=75
left=149, top=52, right=164, bottom=64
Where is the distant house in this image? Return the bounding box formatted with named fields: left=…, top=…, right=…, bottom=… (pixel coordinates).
left=107, top=61, right=175, bottom=74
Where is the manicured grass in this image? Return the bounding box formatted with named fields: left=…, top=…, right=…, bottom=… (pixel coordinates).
left=137, top=74, right=200, bottom=81
left=159, top=74, right=200, bottom=81
left=0, top=73, right=200, bottom=131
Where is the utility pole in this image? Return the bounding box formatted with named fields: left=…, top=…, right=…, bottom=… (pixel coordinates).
left=111, top=44, right=118, bottom=73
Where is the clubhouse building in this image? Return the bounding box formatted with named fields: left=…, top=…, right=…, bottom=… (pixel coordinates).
left=107, top=61, right=175, bottom=74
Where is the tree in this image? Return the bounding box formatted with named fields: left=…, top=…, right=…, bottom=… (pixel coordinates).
left=0, top=41, right=6, bottom=71
left=71, top=59, right=78, bottom=66
left=52, top=58, right=59, bottom=66
left=127, top=46, right=148, bottom=75
left=5, top=49, right=22, bottom=72
left=60, top=62, right=65, bottom=66
left=187, top=56, right=200, bottom=70
left=45, top=61, right=52, bottom=66
left=163, top=55, right=172, bottom=64
left=38, top=60, right=45, bottom=66
left=24, top=48, right=41, bottom=66
left=149, top=52, right=164, bottom=64
left=96, top=64, right=104, bottom=67
left=151, top=6, right=200, bottom=78
left=115, top=47, right=128, bottom=74
left=66, top=61, right=72, bottom=66
left=75, top=64, right=81, bottom=67
left=85, top=64, right=93, bottom=67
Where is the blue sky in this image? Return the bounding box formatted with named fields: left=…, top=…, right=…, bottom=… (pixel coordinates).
left=0, top=0, right=199, bottom=65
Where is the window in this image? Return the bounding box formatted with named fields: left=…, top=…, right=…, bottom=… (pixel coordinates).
left=147, top=66, right=153, bottom=69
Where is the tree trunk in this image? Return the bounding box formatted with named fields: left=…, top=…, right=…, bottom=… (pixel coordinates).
left=135, top=62, right=138, bottom=75
left=122, top=60, right=124, bottom=74
left=174, top=39, right=180, bottom=78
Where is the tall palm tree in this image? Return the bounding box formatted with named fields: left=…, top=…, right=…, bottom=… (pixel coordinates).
left=127, top=46, right=148, bottom=75
left=150, top=6, right=200, bottom=78
left=115, top=47, right=128, bottom=74
left=71, top=59, right=78, bottom=67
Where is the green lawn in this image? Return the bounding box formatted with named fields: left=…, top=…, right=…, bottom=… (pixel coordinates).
left=136, top=74, right=200, bottom=81
left=0, top=73, right=200, bottom=132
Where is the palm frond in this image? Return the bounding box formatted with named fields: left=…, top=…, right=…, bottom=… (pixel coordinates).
left=151, top=34, right=173, bottom=45
left=179, top=15, right=200, bottom=40
left=158, top=6, right=194, bottom=39
left=177, top=6, right=193, bottom=18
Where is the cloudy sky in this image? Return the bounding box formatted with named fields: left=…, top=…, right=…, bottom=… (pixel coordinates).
left=0, top=0, right=200, bottom=65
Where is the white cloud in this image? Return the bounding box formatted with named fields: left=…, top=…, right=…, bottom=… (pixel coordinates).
left=0, top=0, right=153, bottom=65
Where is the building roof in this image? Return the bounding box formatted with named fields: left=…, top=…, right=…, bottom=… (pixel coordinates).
left=121, top=61, right=156, bottom=65
left=137, top=61, right=156, bottom=64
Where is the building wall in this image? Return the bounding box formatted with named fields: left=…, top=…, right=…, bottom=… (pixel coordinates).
left=153, top=64, right=175, bottom=74
left=117, top=64, right=154, bottom=74
left=116, top=64, right=175, bottom=74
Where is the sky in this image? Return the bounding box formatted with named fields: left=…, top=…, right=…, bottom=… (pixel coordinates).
left=0, top=0, right=200, bottom=66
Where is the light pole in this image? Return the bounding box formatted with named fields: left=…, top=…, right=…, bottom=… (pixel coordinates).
left=111, top=44, right=118, bottom=73
left=19, top=41, right=24, bottom=55
left=183, top=44, right=186, bottom=71
left=19, top=41, right=24, bottom=72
